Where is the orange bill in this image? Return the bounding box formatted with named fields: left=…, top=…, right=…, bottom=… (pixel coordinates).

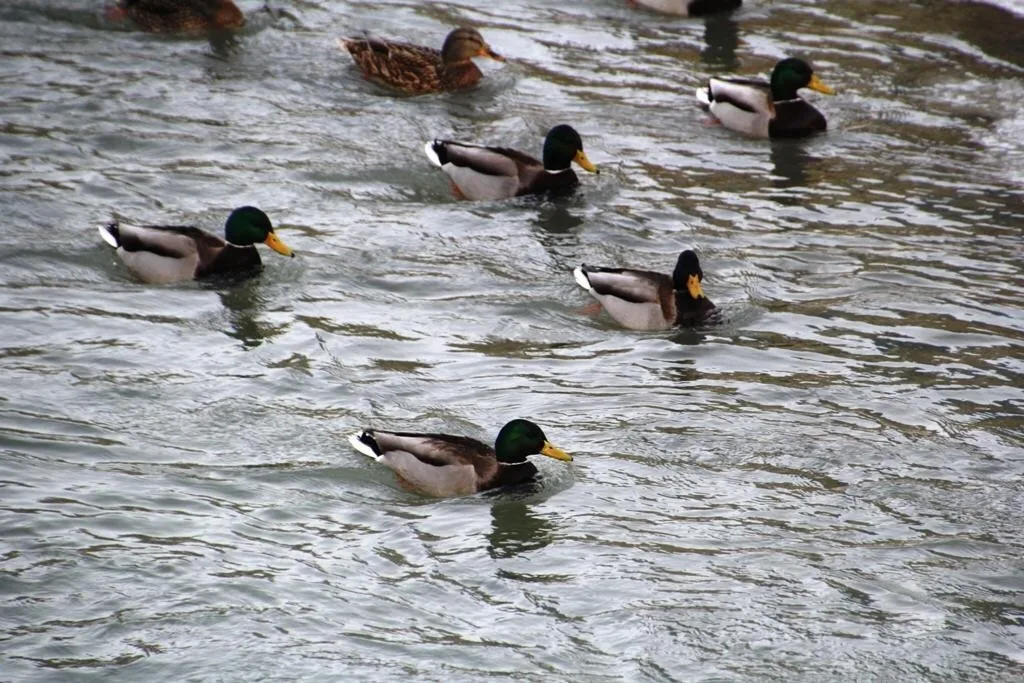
left=264, top=231, right=294, bottom=257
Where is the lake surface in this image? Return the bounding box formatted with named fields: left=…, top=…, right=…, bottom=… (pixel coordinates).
left=1, top=0, right=1022, bottom=680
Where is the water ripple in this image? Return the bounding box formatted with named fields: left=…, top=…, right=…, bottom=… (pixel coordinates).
left=1, top=0, right=1022, bottom=680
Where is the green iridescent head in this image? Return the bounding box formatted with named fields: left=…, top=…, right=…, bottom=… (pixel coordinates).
left=494, top=419, right=572, bottom=464
left=770, top=58, right=835, bottom=101
left=223, top=206, right=293, bottom=256
left=542, top=124, right=599, bottom=174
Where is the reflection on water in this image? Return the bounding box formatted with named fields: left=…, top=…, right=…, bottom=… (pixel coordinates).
left=656, top=357, right=702, bottom=384
left=769, top=140, right=815, bottom=189
left=207, top=32, right=243, bottom=58
left=699, top=13, right=740, bottom=71
left=214, top=278, right=280, bottom=349
left=487, top=500, right=556, bottom=559
left=532, top=202, right=586, bottom=248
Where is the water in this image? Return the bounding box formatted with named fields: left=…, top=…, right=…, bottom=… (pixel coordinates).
left=1, top=0, right=1022, bottom=680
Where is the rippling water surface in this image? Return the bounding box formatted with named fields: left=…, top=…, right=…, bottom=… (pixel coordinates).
left=1, top=0, right=1022, bottom=680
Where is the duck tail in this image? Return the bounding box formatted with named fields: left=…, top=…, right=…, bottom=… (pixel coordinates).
left=695, top=85, right=712, bottom=109
left=98, top=222, right=121, bottom=249
left=572, top=265, right=593, bottom=291
left=337, top=37, right=356, bottom=55
left=423, top=140, right=445, bottom=167
left=348, top=430, right=383, bottom=460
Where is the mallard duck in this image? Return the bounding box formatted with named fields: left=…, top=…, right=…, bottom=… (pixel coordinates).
left=109, top=0, right=245, bottom=33
left=573, top=250, right=717, bottom=330
left=339, top=27, right=504, bottom=95
left=348, top=419, right=572, bottom=497
left=695, top=57, right=835, bottom=138
left=628, top=0, right=741, bottom=16
left=98, top=206, right=294, bottom=284
left=423, top=124, right=599, bottom=201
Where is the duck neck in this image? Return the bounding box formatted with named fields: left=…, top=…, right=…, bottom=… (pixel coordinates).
left=770, top=73, right=800, bottom=101
left=441, top=61, right=482, bottom=89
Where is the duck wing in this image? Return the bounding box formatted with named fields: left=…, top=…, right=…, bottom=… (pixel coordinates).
left=428, top=141, right=527, bottom=177
left=706, top=77, right=774, bottom=114
left=575, top=266, right=670, bottom=303
left=99, top=223, right=226, bottom=284
left=352, top=429, right=496, bottom=468
left=575, top=266, right=676, bottom=330
left=342, top=38, right=443, bottom=92
left=105, top=223, right=212, bottom=259
left=426, top=141, right=531, bottom=200
left=350, top=429, right=498, bottom=497
left=123, top=0, right=242, bottom=32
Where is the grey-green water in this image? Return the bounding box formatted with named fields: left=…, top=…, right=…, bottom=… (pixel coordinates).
left=1, top=0, right=1022, bottom=680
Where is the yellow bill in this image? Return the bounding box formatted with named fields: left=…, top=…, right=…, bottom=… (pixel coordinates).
left=264, top=231, right=295, bottom=257
left=687, top=274, right=706, bottom=300
left=808, top=74, right=835, bottom=95
left=541, top=441, right=573, bottom=462
left=574, top=149, right=599, bottom=174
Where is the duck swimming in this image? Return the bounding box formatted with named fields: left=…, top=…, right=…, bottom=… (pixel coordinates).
left=98, top=206, right=294, bottom=284
left=628, top=0, right=742, bottom=17
left=109, top=0, right=245, bottom=33
left=348, top=419, right=572, bottom=497
left=696, top=57, right=835, bottom=138
left=424, top=124, right=598, bottom=200
left=340, top=27, right=504, bottom=95
left=574, top=250, right=717, bottom=330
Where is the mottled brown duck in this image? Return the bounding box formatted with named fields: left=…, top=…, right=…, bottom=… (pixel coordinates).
left=110, top=0, right=245, bottom=33
left=340, top=27, right=504, bottom=94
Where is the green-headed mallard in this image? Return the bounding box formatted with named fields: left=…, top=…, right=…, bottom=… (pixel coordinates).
left=109, top=0, right=245, bottom=33
left=98, top=206, right=294, bottom=284
left=339, top=27, right=504, bottom=95
left=348, top=419, right=572, bottom=497
left=574, top=250, right=717, bottom=330
left=695, top=57, right=835, bottom=138
left=628, top=0, right=742, bottom=16
left=423, top=124, right=599, bottom=201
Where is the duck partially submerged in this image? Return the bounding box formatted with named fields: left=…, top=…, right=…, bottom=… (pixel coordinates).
left=574, top=250, right=717, bottom=330
left=628, top=0, right=742, bottom=16
left=423, top=124, right=599, bottom=201
left=98, top=206, right=294, bottom=284
left=348, top=419, right=572, bottom=497
left=696, top=57, right=835, bottom=138
left=340, top=27, right=504, bottom=95
left=109, top=0, right=245, bottom=33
